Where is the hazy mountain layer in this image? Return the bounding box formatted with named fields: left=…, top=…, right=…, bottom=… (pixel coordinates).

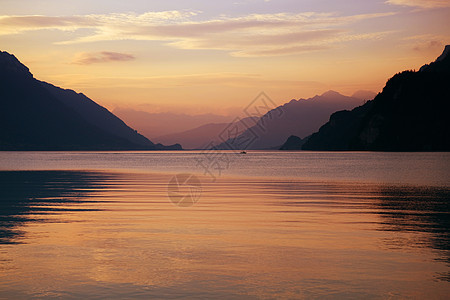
left=215, top=91, right=363, bottom=150
left=0, top=51, right=180, bottom=150
left=154, top=117, right=258, bottom=149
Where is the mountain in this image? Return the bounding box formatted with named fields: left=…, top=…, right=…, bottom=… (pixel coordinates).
left=153, top=117, right=258, bottom=149
left=215, top=91, right=363, bottom=150
left=279, top=135, right=306, bottom=150
left=0, top=51, right=181, bottom=150
left=352, top=90, right=377, bottom=101
left=301, top=45, right=450, bottom=151
left=113, top=108, right=234, bottom=139
left=298, top=103, right=374, bottom=150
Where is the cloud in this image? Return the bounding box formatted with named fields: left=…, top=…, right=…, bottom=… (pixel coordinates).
left=385, top=0, right=450, bottom=8
left=52, top=72, right=323, bottom=90
left=413, top=40, right=443, bottom=51
left=72, top=51, right=135, bottom=65
left=0, top=15, right=96, bottom=34
left=0, top=10, right=196, bottom=34
left=0, top=10, right=395, bottom=57
left=403, top=34, right=449, bottom=52
left=233, top=45, right=331, bottom=57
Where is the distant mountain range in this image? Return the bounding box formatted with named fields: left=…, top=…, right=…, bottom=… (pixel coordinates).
left=8, top=44, right=442, bottom=153
left=285, top=45, right=450, bottom=151
left=113, top=108, right=234, bottom=139
left=351, top=90, right=377, bottom=101
left=214, top=91, right=364, bottom=150
left=154, top=117, right=258, bottom=149
left=115, top=92, right=369, bottom=150
left=0, top=51, right=180, bottom=150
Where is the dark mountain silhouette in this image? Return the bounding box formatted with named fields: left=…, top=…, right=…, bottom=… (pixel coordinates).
left=153, top=117, right=258, bottom=149
left=113, top=108, right=234, bottom=139
left=279, top=135, right=306, bottom=150
left=298, top=103, right=374, bottom=150
left=215, top=91, right=363, bottom=150
left=0, top=51, right=181, bottom=150
left=300, top=45, right=450, bottom=151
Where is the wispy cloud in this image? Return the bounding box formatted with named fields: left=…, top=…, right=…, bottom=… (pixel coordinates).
left=51, top=72, right=323, bottom=90
left=413, top=40, right=443, bottom=51
left=403, top=34, right=449, bottom=52
left=0, top=15, right=96, bottom=34
left=0, top=10, right=395, bottom=57
left=385, top=0, right=450, bottom=8
left=72, top=51, right=135, bottom=65
left=0, top=10, right=196, bottom=34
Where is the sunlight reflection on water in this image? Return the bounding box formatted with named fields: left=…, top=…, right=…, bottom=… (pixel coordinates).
left=0, top=164, right=449, bottom=298
left=0, top=151, right=449, bottom=298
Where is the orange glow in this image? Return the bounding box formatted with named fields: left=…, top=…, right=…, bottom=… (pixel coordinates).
left=0, top=1, right=449, bottom=114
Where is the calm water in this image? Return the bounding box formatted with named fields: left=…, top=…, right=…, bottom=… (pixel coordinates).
left=0, top=151, right=449, bottom=299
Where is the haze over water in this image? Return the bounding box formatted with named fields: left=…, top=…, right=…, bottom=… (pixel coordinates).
left=0, top=151, right=449, bottom=298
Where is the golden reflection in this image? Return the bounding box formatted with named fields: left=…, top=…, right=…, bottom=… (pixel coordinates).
left=0, top=170, right=449, bottom=298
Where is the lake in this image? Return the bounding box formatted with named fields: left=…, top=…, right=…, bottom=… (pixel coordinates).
left=0, top=151, right=449, bottom=298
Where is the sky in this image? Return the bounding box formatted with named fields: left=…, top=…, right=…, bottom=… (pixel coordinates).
left=1, top=0, right=449, bottom=115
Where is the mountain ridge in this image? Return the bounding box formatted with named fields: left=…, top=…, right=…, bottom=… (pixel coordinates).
left=153, top=117, right=258, bottom=149
left=113, top=108, right=235, bottom=139
left=298, top=45, right=450, bottom=151
left=0, top=51, right=181, bottom=150
left=214, top=91, right=363, bottom=150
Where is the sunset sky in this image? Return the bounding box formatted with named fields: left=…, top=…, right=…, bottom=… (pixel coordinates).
left=1, top=0, right=449, bottom=115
